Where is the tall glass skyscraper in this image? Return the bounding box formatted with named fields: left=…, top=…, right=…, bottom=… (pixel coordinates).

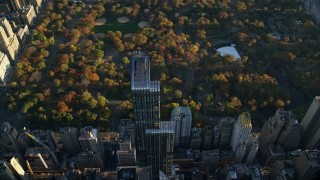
left=131, top=54, right=161, bottom=178
left=301, top=96, right=320, bottom=149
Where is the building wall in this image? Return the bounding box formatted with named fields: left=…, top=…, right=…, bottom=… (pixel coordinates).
left=25, top=149, right=56, bottom=172
left=28, top=0, right=42, bottom=8
left=294, top=151, right=320, bottom=179
left=235, top=143, right=247, bottom=162
left=0, top=17, right=14, bottom=38
left=117, top=150, right=136, bottom=166
left=60, top=127, right=81, bottom=155
left=0, top=163, right=16, bottom=180
left=202, top=126, right=213, bottom=150
left=0, top=51, right=12, bottom=84
left=78, top=127, right=101, bottom=153
left=171, top=106, right=192, bottom=148
left=74, top=152, right=104, bottom=170
left=7, top=157, right=27, bottom=180
left=258, top=109, right=286, bottom=156
left=20, top=5, right=36, bottom=26
left=131, top=54, right=162, bottom=179
left=230, top=112, right=252, bottom=152
left=0, top=122, right=20, bottom=153
left=300, top=97, right=320, bottom=149
left=243, top=135, right=258, bottom=164
left=190, top=128, right=202, bottom=150
left=276, top=116, right=301, bottom=150
left=0, top=28, right=20, bottom=61
left=218, top=117, right=234, bottom=148
left=0, top=18, right=20, bottom=61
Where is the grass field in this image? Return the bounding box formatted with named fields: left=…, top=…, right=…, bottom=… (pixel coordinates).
left=93, top=17, right=139, bottom=34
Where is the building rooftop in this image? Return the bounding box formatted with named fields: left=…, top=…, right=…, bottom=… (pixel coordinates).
left=268, top=144, right=285, bottom=156
left=32, top=130, right=52, bottom=144
left=217, top=46, right=241, bottom=61
left=79, top=126, right=98, bottom=141
left=25, top=147, right=51, bottom=158
left=131, top=54, right=160, bottom=91
left=0, top=122, right=12, bottom=136
left=117, top=166, right=137, bottom=180
left=249, top=166, right=261, bottom=180
left=145, top=121, right=175, bottom=134
left=275, top=160, right=295, bottom=170
left=60, top=127, right=78, bottom=135
left=277, top=109, right=298, bottom=123
left=305, top=149, right=320, bottom=160
left=202, top=150, right=219, bottom=158
left=171, top=106, right=192, bottom=116
left=19, top=5, right=34, bottom=14
left=100, top=132, right=119, bottom=142
left=191, top=128, right=202, bottom=137
left=220, top=117, right=235, bottom=124
left=239, top=112, right=252, bottom=128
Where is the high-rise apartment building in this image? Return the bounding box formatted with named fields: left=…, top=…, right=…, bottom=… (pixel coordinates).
left=0, top=156, right=28, bottom=180
left=0, top=17, right=13, bottom=40
left=118, top=120, right=136, bottom=167
left=73, top=151, right=104, bottom=170
left=0, top=122, right=20, bottom=152
left=28, top=0, right=42, bottom=10
left=60, top=127, right=81, bottom=155
left=213, top=126, right=220, bottom=148
left=171, top=106, right=192, bottom=148
left=276, top=111, right=301, bottom=151
left=20, top=5, right=36, bottom=26
left=24, top=147, right=57, bottom=171
left=300, top=96, right=320, bottom=149
left=202, top=126, right=213, bottom=150
left=78, top=126, right=103, bottom=153
left=259, top=109, right=291, bottom=156
left=0, top=161, right=16, bottom=180
left=218, top=117, right=235, bottom=148
left=265, top=144, right=286, bottom=165
left=0, top=17, right=20, bottom=61
left=144, top=121, right=175, bottom=176
left=131, top=54, right=176, bottom=179
left=243, top=134, right=258, bottom=164
left=269, top=160, right=295, bottom=180
left=234, top=143, right=247, bottom=162
left=230, top=112, right=252, bottom=153
left=0, top=0, right=26, bottom=11
left=259, top=109, right=287, bottom=147
left=0, top=51, right=12, bottom=84
left=189, top=128, right=202, bottom=150
left=202, top=149, right=219, bottom=170
left=31, top=130, right=59, bottom=151
left=119, top=119, right=135, bottom=148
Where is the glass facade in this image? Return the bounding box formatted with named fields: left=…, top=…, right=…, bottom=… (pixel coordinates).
left=131, top=55, right=161, bottom=178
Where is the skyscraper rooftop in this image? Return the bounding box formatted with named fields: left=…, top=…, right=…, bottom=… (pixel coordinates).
left=131, top=54, right=159, bottom=91
left=239, top=112, right=252, bottom=128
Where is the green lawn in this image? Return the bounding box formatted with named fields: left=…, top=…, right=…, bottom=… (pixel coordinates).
left=93, top=17, right=139, bottom=34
